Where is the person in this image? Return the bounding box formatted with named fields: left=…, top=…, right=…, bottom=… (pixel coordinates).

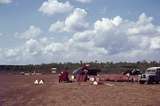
left=58, top=71, right=63, bottom=83
left=58, top=67, right=69, bottom=83
left=126, top=72, right=130, bottom=82
left=82, top=65, right=89, bottom=81
left=77, top=64, right=89, bottom=82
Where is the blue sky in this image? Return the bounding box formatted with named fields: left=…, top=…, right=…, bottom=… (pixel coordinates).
left=0, top=0, right=160, bottom=64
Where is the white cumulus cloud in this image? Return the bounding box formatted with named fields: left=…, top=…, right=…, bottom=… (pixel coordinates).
left=128, top=13, right=156, bottom=35
left=49, top=21, right=65, bottom=32
left=16, top=25, right=42, bottom=40
left=49, top=8, right=89, bottom=32
left=39, top=0, right=73, bottom=15
left=1, top=13, right=160, bottom=64
left=75, top=0, right=93, bottom=3
left=94, top=16, right=122, bottom=32
left=150, top=36, right=160, bottom=49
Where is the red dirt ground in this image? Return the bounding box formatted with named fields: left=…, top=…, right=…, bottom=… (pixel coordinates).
left=0, top=74, right=160, bottom=106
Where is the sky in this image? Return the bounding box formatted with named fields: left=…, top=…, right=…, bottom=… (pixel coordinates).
left=0, top=0, right=160, bottom=65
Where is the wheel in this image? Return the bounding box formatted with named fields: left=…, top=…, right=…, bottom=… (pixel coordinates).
left=147, top=78, right=152, bottom=84
left=139, top=80, right=145, bottom=84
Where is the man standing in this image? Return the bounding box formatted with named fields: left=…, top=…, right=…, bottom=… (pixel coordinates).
left=59, top=67, right=69, bottom=83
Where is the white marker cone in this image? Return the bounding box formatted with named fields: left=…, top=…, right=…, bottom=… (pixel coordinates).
left=34, top=80, right=39, bottom=85
left=93, top=81, right=98, bottom=85
left=71, top=75, right=74, bottom=80
left=90, top=77, right=95, bottom=82
left=39, top=80, right=44, bottom=84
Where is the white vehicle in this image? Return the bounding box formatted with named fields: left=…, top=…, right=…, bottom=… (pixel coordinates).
left=139, top=67, right=160, bottom=84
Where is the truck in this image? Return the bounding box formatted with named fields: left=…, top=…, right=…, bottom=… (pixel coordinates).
left=139, top=67, right=160, bottom=84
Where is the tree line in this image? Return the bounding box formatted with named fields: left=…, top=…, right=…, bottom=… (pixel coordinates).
left=0, top=60, right=160, bottom=74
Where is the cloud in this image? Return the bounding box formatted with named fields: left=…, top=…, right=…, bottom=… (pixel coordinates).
left=64, top=13, right=160, bottom=61
left=127, top=13, right=156, bottom=35
left=24, top=39, right=42, bottom=56
left=49, top=21, right=65, bottom=32
left=1, top=13, right=160, bottom=64
left=75, top=0, right=93, bottom=3
left=94, top=16, right=122, bottom=31
left=64, top=8, right=89, bottom=32
left=150, top=36, right=160, bottom=49
left=5, top=48, right=20, bottom=58
left=49, top=8, right=89, bottom=32
left=0, top=0, right=12, bottom=4
left=16, top=25, right=42, bottom=40
left=39, top=0, right=73, bottom=15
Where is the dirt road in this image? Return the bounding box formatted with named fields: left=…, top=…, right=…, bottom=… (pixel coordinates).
left=0, top=74, right=160, bottom=106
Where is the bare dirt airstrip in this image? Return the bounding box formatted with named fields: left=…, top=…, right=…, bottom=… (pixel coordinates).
left=0, top=74, right=160, bottom=106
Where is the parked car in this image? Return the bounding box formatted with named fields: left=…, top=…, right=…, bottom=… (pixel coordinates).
left=139, top=67, right=160, bottom=84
